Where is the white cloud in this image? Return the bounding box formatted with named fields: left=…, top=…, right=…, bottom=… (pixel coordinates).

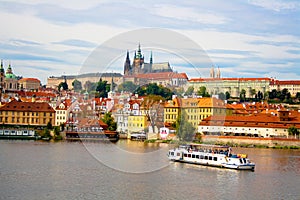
left=248, top=0, right=300, bottom=11
left=152, top=4, right=228, bottom=25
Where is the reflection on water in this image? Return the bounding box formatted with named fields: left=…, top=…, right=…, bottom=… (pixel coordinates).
left=0, top=140, right=299, bottom=200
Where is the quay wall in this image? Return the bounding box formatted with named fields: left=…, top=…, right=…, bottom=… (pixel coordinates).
left=202, top=136, right=300, bottom=147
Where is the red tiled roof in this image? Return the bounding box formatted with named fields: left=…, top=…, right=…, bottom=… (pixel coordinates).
left=0, top=100, right=55, bottom=112
left=18, top=78, right=41, bottom=83
left=270, top=80, right=300, bottom=85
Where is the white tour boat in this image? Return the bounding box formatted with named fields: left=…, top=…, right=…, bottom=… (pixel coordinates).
left=168, top=144, right=255, bottom=171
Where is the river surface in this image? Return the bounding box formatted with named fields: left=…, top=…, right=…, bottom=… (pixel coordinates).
left=0, top=140, right=299, bottom=200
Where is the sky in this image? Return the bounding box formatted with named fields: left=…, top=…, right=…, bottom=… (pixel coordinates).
left=0, top=0, right=300, bottom=85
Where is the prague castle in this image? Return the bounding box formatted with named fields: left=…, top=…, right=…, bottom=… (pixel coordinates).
left=124, top=43, right=173, bottom=75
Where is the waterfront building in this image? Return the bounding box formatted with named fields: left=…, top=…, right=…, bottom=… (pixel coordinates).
left=164, top=96, right=230, bottom=131
left=0, top=100, right=55, bottom=126
left=55, top=100, right=71, bottom=126
left=270, top=79, right=300, bottom=97
left=198, top=110, right=300, bottom=138
left=128, top=115, right=147, bottom=134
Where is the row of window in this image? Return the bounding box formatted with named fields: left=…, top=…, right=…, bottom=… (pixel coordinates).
left=0, top=117, right=53, bottom=124
left=57, top=110, right=66, bottom=114
left=183, top=153, right=218, bottom=161
left=200, top=126, right=287, bottom=132
left=0, top=111, right=51, bottom=117
left=128, top=123, right=143, bottom=127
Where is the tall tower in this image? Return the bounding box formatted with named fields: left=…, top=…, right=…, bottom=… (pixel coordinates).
left=124, top=50, right=131, bottom=75
left=0, top=60, right=4, bottom=102
left=133, top=43, right=144, bottom=74
left=216, top=67, right=221, bottom=78
left=210, top=66, right=215, bottom=78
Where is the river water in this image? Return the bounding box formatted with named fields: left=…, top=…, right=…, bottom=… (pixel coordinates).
left=0, top=140, right=299, bottom=200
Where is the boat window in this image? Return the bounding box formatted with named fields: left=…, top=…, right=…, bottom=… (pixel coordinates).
left=209, top=156, right=212, bottom=160
left=196, top=155, right=199, bottom=159
left=204, top=156, right=208, bottom=160
left=200, top=155, right=204, bottom=159
left=192, top=154, right=195, bottom=158
left=213, top=157, right=217, bottom=161
left=184, top=154, right=187, bottom=157
left=239, top=159, right=243, bottom=164
left=188, top=154, right=191, bottom=158
left=177, top=153, right=180, bottom=156
left=171, top=152, right=174, bottom=156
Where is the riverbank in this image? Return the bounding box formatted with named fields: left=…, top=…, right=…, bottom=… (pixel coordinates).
left=144, top=135, right=300, bottom=149
left=201, top=135, right=300, bottom=149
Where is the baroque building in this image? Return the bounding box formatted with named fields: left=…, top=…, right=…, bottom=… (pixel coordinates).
left=0, top=60, right=19, bottom=91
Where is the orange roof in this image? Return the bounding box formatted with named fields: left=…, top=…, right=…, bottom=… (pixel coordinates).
left=200, top=112, right=300, bottom=129
left=270, top=80, right=300, bottom=85
left=18, top=78, right=41, bottom=83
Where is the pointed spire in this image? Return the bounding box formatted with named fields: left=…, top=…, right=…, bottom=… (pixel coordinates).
left=0, top=60, right=4, bottom=73
left=126, top=50, right=130, bottom=60
left=150, top=51, right=153, bottom=64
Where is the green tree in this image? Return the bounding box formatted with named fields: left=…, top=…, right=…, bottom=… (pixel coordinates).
left=96, top=79, right=109, bottom=98
left=47, top=121, right=53, bottom=130
left=102, top=112, right=117, bottom=131
left=240, top=89, right=246, bottom=101
left=218, top=92, right=226, bottom=100
left=84, top=80, right=97, bottom=92
left=197, top=86, right=210, bottom=97
left=288, top=126, right=299, bottom=139
left=250, top=89, right=256, bottom=98
left=185, top=86, right=194, bottom=96
left=58, top=82, right=68, bottom=91
left=42, top=128, right=51, bottom=138
left=54, top=126, right=60, bottom=136
left=72, top=79, right=82, bottom=92
left=225, top=91, right=230, bottom=100
left=117, top=81, right=138, bottom=92
left=176, top=111, right=196, bottom=142
left=136, top=83, right=174, bottom=100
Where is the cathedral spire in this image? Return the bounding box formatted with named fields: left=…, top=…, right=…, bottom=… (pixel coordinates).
left=150, top=51, right=153, bottom=64
left=0, top=60, right=4, bottom=73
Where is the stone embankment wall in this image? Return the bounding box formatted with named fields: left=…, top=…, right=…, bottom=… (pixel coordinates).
left=202, top=136, right=300, bottom=147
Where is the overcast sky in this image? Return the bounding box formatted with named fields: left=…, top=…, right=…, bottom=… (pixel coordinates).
left=1, top=0, right=300, bottom=84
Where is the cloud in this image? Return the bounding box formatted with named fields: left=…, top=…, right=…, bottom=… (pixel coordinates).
left=248, top=0, right=300, bottom=12
left=152, top=4, right=229, bottom=25
left=53, top=39, right=97, bottom=48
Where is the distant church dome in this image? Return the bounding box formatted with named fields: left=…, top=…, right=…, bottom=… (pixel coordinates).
left=5, top=73, right=17, bottom=79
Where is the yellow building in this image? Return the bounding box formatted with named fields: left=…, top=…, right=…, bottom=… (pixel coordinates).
left=0, top=100, right=55, bottom=126
left=164, top=97, right=181, bottom=125
left=164, top=96, right=231, bottom=131
left=127, top=115, right=147, bottom=134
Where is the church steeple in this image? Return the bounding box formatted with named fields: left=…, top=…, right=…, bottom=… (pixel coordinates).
left=150, top=51, right=153, bottom=64
left=124, top=50, right=131, bottom=75
left=0, top=60, right=4, bottom=73
left=7, top=62, right=12, bottom=74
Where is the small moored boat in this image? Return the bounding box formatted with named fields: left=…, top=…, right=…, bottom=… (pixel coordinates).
left=168, top=144, right=255, bottom=171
